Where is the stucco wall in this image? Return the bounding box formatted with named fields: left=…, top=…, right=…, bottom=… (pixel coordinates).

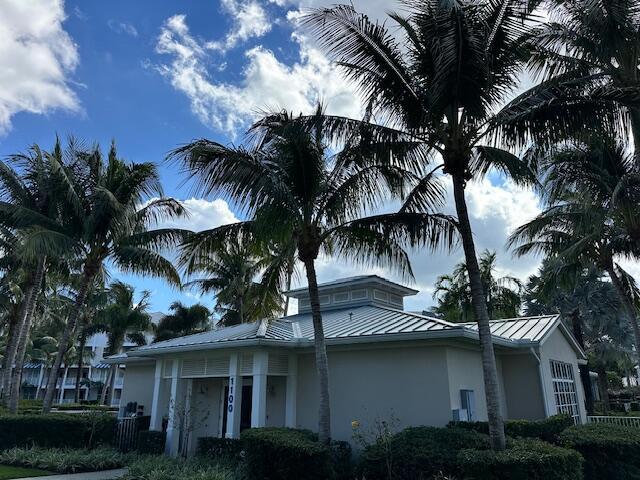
left=446, top=347, right=492, bottom=420
left=539, top=328, right=586, bottom=423
left=120, top=363, right=155, bottom=415
left=190, top=378, right=224, bottom=452
left=266, top=376, right=286, bottom=427
left=500, top=353, right=546, bottom=420
left=296, top=345, right=452, bottom=443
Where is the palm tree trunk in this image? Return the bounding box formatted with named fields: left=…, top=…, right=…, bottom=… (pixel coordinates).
left=105, top=365, right=117, bottom=406
left=283, top=263, right=294, bottom=315
left=1, top=274, right=36, bottom=405
left=596, top=365, right=610, bottom=414
left=74, top=322, right=88, bottom=403
left=42, top=264, right=97, bottom=413
left=8, top=258, right=46, bottom=413
left=605, top=263, right=640, bottom=363
left=0, top=312, right=20, bottom=404
left=568, top=308, right=594, bottom=415
left=452, top=174, right=506, bottom=450
left=302, top=257, right=331, bottom=444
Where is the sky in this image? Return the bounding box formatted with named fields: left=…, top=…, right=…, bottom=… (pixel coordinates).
left=2, top=0, right=637, bottom=315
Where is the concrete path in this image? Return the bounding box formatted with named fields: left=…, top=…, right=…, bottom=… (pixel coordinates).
left=18, top=468, right=127, bottom=480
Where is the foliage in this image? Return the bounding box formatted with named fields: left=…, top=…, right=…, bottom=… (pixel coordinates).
left=0, top=447, right=127, bottom=474
left=458, top=438, right=583, bottom=480
left=54, top=403, right=117, bottom=412
left=559, top=423, right=640, bottom=480
left=240, top=428, right=333, bottom=480
left=0, top=465, right=51, bottom=479
left=448, top=415, right=574, bottom=443
left=196, top=437, right=242, bottom=462
left=434, top=250, right=522, bottom=322
left=153, top=302, right=212, bottom=342
left=0, top=413, right=115, bottom=450
left=123, top=454, right=234, bottom=480
left=137, top=431, right=166, bottom=455
left=329, top=440, right=353, bottom=480
left=358, top=426, right=490, bottom=480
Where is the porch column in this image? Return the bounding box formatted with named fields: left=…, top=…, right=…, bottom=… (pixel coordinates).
left=251, top=351, right=268, bottom=428
left=58, top=367, right=68, bottom=404
left=165, top=360, right=181, bottom=456
left=35, top=364, right=44, bottom=400
left=285, top=354, right=297, bottom=428
left=150, top=359, right=163, bottom=430
left=225, top=353, right=243, bottom=439
left=183, top=379, right=194, bottom=454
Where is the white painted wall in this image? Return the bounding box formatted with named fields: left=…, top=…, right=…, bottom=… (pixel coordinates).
left=120, top=363, right=155, bottom=415
left=539, top=328, right=587, bottom=423
left=190, top=378, right=224, bottom=453
left=501, top=353, right=546, bottom=420
left=266, top=376, right=286, bottom=427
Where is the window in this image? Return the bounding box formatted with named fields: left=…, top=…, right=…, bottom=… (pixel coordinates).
left=550, top=360, right=580, bottom=424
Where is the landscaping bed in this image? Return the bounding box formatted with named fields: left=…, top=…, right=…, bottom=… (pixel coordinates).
left=0, top=465, right=52, bottom=480
left=0, top=447, right=128, bottom=474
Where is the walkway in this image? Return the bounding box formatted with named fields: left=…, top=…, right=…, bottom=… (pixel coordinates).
left=18, top=468, right=127, bottom=480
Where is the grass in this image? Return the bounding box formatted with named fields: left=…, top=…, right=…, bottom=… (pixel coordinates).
left=0, top=464, right=52, bottom=479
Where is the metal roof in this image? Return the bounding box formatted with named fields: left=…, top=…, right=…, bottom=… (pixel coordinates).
left=128, top=306, right=563, bottom=357
left=285, top=275, right=418, bottom=297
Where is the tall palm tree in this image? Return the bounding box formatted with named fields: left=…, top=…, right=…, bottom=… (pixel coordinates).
left=171, top=107, right=456, bottom=443
left=434, top=250, right=522, bottom=322
left=37, top=141, right=187, bottom=412
left=301, top=1, right=548, bottom=449
left=527, top=0, right=640, bottom=158
left=185, top=240, right=287, bottom=327
left=91, top=281, right=152, bottom=405
left=153, top=302, right=211, bottom=342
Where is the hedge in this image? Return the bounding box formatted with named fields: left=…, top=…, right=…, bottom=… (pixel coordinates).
left=448, top=415, right=574, bottom=443
left=559, top=423, right=640, bottom=480
left=458, top=438, right=583, bottom=480
left=137, top=431, right=166, bottom=455
left=0, top=414, right=116, bottom=450
left=197, top=437, right=242, bottom=462
left=359, top=426, right=490, bottom=480
left=241, top=428, right=333, bottom=480
left=0, top=447, right=127, bottom=474
left=123, top=455, right=234, bottom=480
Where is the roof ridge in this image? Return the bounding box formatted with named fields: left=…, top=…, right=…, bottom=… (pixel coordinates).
left=372, top=304, right=460, bottom=329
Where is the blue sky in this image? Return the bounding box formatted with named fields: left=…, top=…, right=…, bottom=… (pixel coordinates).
left=4, top=0, right=626, bottom=316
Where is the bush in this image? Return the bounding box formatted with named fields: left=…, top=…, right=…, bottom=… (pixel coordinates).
left=55, top=403, right=117, bottom=412
left=0, top=413, right=116, bottom=450
left=0, top=447, right=127, bottom=473
left=359, top=426, right=490, bottom=480
left=458, top=438, right=583, bottom=480
left=448, top=415, right=574, bottom=443
left=241, top=428, right=333, bottom=480
left=197, top=437, right=242, bottom=462
left=559, top=423, right=640, bottom=480
left=330, top=440, right=352, bottom=480
left=137, top=431, right=166, bottom=455
left=123, top=455, right=234, bottom=480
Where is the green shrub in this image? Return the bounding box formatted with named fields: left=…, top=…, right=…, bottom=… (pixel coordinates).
left=559, top=423, right=640, bottom=480
left=458, top=439, right=583, bottom=480
left=55, top=403, right=117, bottom=412
left=197, top=437, right=242, bottom=462
left=0, top=413, right=116, bottom=450
left=123, top=455, right=234, bottom=480
left=359, top=426, right=490, bottom=480
left=330, top=440, right=352, bottom=480
left=241, top=428, right=333, bottom=480
left=137, top=431, right=166, bottom=455
left=0, top=447, right=127, bottom=473
left=448, top=415, right=574, bottom=443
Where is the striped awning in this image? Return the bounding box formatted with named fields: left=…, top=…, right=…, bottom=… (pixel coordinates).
left=94, top=363, right=111, bottom=369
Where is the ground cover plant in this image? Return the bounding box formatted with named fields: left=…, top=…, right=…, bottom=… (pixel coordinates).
left=0, top=447, right=128, bottom=474
left=123, top=455, right=235, bottom=480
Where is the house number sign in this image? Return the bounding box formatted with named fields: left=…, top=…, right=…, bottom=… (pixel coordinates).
left=228, top=377, right=235, bottom=412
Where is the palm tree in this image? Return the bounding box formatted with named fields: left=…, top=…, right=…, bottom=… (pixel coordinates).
left=171, top=107, right=456, bottom=443
left=526, top=0, right=640, bottom=158
left=91, top=281, right=152, bottom=405
left=510, top=137, right=640, bottom=359
left=37, top=140, right=187, bottom=412
left=301, top=1, right=547, bottom=449
left=153, top=302, right=211, bottom=342
left=184, top=240, right=287, bottom=327
left=434, top=250, right=522, bottom=322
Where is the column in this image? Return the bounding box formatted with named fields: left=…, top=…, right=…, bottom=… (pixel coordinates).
left=150, top=360, right=163, bottom=430
left=58, top=367, right=68, bottom=404
left=251, top=351, right=268, bottom=428
left=285, top=354, right=297, bottom=428
left=35, top=364, right=44, bottom=400
left=225, top=353, right=243, bottom=439
left=183, top=379, right=194, bottom=454
left=165, top=360, right=181, bottom=456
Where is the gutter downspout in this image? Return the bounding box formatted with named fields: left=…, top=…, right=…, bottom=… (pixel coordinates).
left=531, top=347, right=550, bottom=417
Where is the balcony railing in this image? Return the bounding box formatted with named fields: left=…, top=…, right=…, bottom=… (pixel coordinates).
left=587, top=415, right=640, bottom=428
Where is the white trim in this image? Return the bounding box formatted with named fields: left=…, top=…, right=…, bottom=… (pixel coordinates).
left=165, top=360, right=181, bottom=456
left=251, top=351, right=268, bottom=428
left=531, top=348, right=550, bottom=417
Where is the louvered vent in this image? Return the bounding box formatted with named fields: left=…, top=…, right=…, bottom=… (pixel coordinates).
left=182, top=359, right=206, bottom=377
left=162, top=360, right=173, bottom=378
left=206, top=356, right=230, bottom=377
left=240, top=354, right=253, bottom=375
left=268, top=354, right=289, bottom=375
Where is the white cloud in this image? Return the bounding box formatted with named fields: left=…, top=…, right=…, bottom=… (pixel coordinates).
left=207, top=0, right=271, bottom=52
left=152, top=197, right=239, bottom=232
left=155, top=14, right=361, bottom=136
left=108, top=19, right=138, bottom=37
left=0, top=0, right=79, bottom=134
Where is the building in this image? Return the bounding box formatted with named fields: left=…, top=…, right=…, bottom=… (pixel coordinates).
left=19, top=312, right=163, bottom=406
left=109, top=276, right=587, bottom=455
